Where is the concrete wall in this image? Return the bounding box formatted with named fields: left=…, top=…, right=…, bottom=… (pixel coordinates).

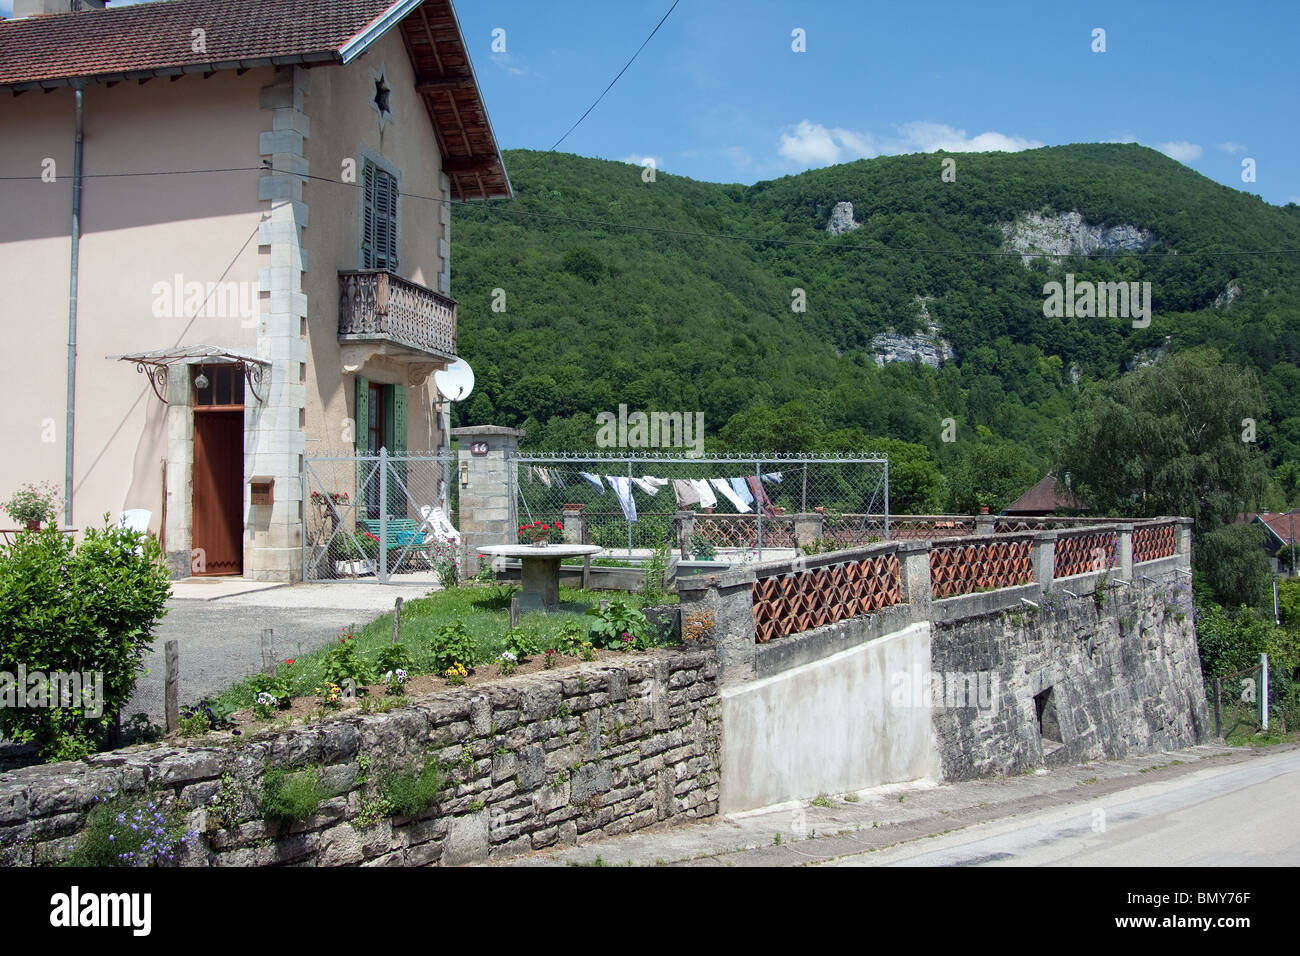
left=721, top=621, right=938, bottom=813
left=0, top=650, right=720, bottom=866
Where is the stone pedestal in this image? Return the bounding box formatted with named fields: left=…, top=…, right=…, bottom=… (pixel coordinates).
left=562, top=503, right=585, bottom=544
left=792, top=512, right=824, bottom=547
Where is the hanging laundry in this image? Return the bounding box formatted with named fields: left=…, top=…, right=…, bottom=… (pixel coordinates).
left=605, top=475, right=637, bottom=522
left=553, top=471, right=566, bottom=489
left=579, top=472, right=604, bottom=492
left=689, top=478, right=717, bottom=509
left=729, top=476, right=755, bottom=506
left=538, top=467, right=552, bottom=488
left=711, top=478, right=751, bottom=513
left=643, top=476, right=669, bottom=488
left=746, top=475, right=777, bottom=517
left=631, top=476, right=661, bottom=496
left=761, top=472, right=784, bottom=484
left=673, top=479, right=701, bottom=509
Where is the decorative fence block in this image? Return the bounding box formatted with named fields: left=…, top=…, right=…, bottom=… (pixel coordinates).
left=1054, top=530, right=1118, bottom=578
left=751, top=554, right=902, bottom=643
left=929, top=539, right=1033, bottom=599
left=694, top=515, right=796, bottom=550
left=1133, top=522, right=1177, bottom=563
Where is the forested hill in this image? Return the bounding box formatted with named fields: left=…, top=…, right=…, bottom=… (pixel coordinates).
left=448, top=144, right=1300, bottom=512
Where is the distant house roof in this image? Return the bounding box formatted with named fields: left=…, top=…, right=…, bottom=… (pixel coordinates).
left=1004, top=474, right=1086, bottom=515
left=1247, top=511, right=1300, bottom=550
left=0, top=0, right=510, bottom=200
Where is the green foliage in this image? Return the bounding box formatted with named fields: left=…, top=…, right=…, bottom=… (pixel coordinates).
left=586, top=599, right=653, bottom=650
left=640, top=533, right=671, bottom=604
left=555, top=620, right=588, bottom=656
left=381, top=759, right=446, bottom=818
left=688, top=533, right=716, bottom=561
left=504, top=627, right=541, bottom=660
left=248, top=672, right=293, bottom=710
left=260, top=766, right=328, bottom=822
left=0, top=518, right=171, bottom=759
left=450, top=146, right=1300, bottom=523
left=1198, top=525, right=1274, bottom=610
left=429, top=620, right=478, bottom=671
left=375, top=642, right=413, bottom=676
left=65, top=790, right=195, bottom=867
left=321, top=633, right=373, bottom=688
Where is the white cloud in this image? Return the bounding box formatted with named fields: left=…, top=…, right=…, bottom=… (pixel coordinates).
left=488, top=53, right=536, bottom=79
left=777, top=119, right=1043, bottom=169
left=1218, top=141, right=1247, bottom=154
left=1155, top=140, right=1202, bottom=162
left=1105, top=135, right=1139, bottom=144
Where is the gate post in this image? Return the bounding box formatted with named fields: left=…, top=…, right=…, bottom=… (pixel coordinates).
left=452, top=425, right=523, bottom=578
left=378, top=447, right=388, bottom=583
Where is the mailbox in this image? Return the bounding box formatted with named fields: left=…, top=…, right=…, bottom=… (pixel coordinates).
left=249, top=475, right=274, bottom=507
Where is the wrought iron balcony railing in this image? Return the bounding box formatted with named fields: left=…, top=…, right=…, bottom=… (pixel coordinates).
left=338, top=270, right=457, bottom=358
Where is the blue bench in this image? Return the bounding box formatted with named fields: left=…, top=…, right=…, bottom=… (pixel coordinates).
left=357, top=518, right=425, bottom=551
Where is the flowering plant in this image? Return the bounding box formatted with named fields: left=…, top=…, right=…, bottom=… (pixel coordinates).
left=386, top=668, right=408, bottom=696
left=518, top=520, right=564, bottom=544
left=254, top=692, right=278, bottom=720
left=3, top=481, right=61, bottom=527
left=443, top=662, right=468, bottom=686
left=314, top=681, right=344, bottom=709
left=543, top=648, right=556, bottom=670
left=497, top=651, right=518, bottom=676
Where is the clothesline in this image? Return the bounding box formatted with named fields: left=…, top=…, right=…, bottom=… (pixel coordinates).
left=545, top=471, right=785, bottom=523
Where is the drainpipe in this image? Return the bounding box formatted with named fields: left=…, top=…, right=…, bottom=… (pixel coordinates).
left=64, top=84, right=84, bottom=528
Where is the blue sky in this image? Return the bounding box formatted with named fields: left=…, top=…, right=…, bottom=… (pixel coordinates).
left=5, top=0, right=1296, bottom=204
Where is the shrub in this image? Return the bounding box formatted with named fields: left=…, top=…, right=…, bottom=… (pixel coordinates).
left=586, top=599, right=652, bottom=650
left=429, top=620, right=478, bottom=672
left=504, top=627, right=541, bottom=661
left=381, top=759, right=446, bottom=817
left=322, top=632, right=373, bottom=688
left=2, top=481, right=60, bottom=526
left=247, top=672, right=293, bottom=711
left=261, top=767, right=328, bottom=822
left=65, top=790, right=197, bottom=867
left=0, top=518, right=171, bottom=759
left=375, top=643, right=413, bottom=677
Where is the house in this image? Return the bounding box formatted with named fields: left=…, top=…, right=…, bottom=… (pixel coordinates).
left=1239, top=511, right=1299, bottom=575
left=0, top=0, right=510, bottom=581
left=1003, top=473, right=1086, bottom=516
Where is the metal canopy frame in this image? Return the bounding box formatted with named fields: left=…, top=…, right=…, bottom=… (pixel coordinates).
left=108, top=345, right=269, bottom=405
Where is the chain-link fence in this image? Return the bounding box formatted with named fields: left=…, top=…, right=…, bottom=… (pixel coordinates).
left=1207, top=656, right=1298, bottom=740
left=510, top=453, right=889, bottom=563
left=302, top=450, right=457, bottom=582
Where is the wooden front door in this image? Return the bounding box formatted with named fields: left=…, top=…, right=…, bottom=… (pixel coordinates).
left=193, top=410, right=244, bottom=575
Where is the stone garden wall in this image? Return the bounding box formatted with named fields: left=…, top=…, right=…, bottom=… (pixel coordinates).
left=0, top=648, right=720, bottom=866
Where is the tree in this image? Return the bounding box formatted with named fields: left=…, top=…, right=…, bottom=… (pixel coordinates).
left=946, top=437, right=1040, bottom=513
left=1055, top=349, right=1269, bottom=533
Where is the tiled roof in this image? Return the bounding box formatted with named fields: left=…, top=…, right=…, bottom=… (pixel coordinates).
left=0, top=0, right=511, bottom=200
left=1004, top=474, right=1086, bottom=515
left=1251, top=512, right=1300, bottom=547
left=0, top=0, right=398, bottom=87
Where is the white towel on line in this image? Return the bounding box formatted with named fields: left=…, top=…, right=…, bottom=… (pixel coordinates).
left=710, top=478, right=751, bottom=513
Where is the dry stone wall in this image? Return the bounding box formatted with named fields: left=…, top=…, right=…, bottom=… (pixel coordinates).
left=0, top=649, right=720, bottom=866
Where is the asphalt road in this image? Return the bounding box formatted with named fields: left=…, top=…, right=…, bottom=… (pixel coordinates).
left=820, top=746, right=1300, bottom=866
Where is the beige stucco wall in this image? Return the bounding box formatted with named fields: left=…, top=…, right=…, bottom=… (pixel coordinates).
left=302, top=27, right=450, bottom=469
left=0, top=70, right=270, bottom=540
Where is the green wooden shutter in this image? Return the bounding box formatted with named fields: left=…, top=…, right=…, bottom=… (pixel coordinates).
left=385, top=385, right=408, bottom=517
left=383, top=168, right=399, bottom=271
left=361, top=161, right=376, bottom=269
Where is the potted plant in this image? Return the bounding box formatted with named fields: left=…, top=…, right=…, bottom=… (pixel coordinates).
left=518, top=521, right=558, bottom=546
left=4, top=481, right=60, bottom=530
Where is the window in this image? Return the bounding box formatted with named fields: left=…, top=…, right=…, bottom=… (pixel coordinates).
left=362, top=159, right=399, bottom=271
left=192, top=364, right=244, bottom=407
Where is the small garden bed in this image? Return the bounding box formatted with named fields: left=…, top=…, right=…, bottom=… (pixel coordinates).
left=179, top=584, right=679, bottom=740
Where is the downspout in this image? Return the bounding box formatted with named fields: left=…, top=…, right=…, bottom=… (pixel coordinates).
left=64, top=85, right=84, bottom=528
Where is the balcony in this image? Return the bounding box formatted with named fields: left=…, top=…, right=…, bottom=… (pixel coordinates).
left=338, top=271, right=457, bottom=370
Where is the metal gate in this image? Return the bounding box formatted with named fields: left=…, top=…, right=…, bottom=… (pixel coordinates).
left=509, top=452, right=889, bottom=563
left=302, top=449, right=457, bottom=582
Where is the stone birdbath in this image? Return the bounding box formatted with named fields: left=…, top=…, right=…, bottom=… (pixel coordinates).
left=478, top=543, right=603, bottom=613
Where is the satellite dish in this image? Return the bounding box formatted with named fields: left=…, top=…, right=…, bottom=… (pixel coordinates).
left=434, top=358, right=475, bottom=401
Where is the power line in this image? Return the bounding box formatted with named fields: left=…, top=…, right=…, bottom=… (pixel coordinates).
left=4, top=160, right=1298, bottom=259
left=548, top=0, right=682, bottom=152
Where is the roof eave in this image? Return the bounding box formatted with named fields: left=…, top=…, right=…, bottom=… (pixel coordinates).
left=1, top=51, right=340, bottom=93
left=437, top=0, right=511, bottom=199
left=338, top=0, right=427, bottom=64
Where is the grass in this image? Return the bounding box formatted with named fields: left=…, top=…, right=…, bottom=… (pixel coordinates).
left=382, top=759, right=446, bottom=817
left=261, top=767, right=328, bottom=822
left=214, top=584, right=674, bottom=712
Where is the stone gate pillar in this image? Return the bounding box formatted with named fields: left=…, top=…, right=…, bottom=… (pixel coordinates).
left=452, top=425, right=522, bottom=578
